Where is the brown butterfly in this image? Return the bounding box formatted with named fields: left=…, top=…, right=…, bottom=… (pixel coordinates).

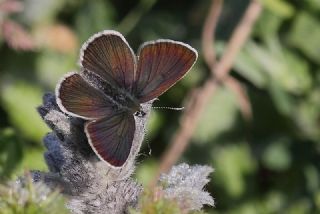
left=56, top=30, right=197, bottom=168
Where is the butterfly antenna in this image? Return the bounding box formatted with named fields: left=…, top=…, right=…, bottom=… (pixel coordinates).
left=152, top=106, right=185, bottom=111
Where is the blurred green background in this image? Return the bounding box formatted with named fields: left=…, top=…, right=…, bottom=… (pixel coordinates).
left=0, top=0, right=319, bottom=213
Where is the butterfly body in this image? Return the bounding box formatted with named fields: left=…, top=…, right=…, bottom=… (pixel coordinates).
left=56, top=30, right=197, bottom=168
left=81, top=69, right=141, bottom=115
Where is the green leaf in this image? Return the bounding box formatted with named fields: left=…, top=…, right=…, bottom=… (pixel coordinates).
left=287, top=12, right=320, bottom=64
left=214, top=143, right=256, bottom=198
left=226, top=191, right=286, bottom=214
left=181, top=64, right=204, bottom=88
left=306, top=0, right=320, bottom=11
left=17, top=147, right=47, bottom=172
left=294, top=87, right=320, bottom=140
left=193, top=87, right=239, bottom=143
left=1, top=82, right=49, bottom=143
left=234, top=46, right=268, bottom=89
left=286, top=199, right=312, bottom=214
left=135, top=159, right=158, bottom=187
left=259, top=0, right=295, bottom=18
left=268, top=81, right=293, bottom=115
left=304, top=165, right=320, bottom=194
left=262, top=137, right=291, bottom=171
left=116, top=0, right=157, bottom=35
left=75, top=0, right=115, bottom=43
left=36, top=51, right=76, bottom=89
left=0, top=128, right=23, bottom=179
left=254, top=9, right=285, bottom=38
left=146, top=111, right=165, bottom=139
left=239, top=39, right=311, bottom=95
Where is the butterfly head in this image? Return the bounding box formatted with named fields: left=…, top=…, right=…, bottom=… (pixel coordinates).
left=134, top=108, right=147, bottom=117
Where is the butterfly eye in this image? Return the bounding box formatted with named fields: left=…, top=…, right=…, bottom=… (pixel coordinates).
left=134, top=110, right=146, bottom=117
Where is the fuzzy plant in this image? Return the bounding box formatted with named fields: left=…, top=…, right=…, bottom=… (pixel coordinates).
left=0, top=174, right=68, bottom=214
left=25, top=91, right=215, bottom=214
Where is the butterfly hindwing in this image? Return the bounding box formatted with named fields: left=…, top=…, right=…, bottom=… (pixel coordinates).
left=80, top=30, right=136, bottom=91
left=85, top=112, right=135, bottom=167
left=134, top=40, right=198, bottom=102
left=56, top=72, right=114, bottom=120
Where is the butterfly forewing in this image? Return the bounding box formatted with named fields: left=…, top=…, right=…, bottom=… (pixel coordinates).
left=134, top=40, right=197, bottom=102
left=80, top=30, right=136, bottom=91
left=56, top=73, right=114, bottom=120
left=85, top=112, right=135, bottom=167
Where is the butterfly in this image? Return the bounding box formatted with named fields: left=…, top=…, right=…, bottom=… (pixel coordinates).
left=56, top=30, right=198, bottom=168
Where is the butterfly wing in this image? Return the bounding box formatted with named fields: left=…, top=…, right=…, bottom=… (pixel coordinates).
left=56, top=72, right=114, bottom=120
left=85, top=112, right=135, bottom=167
left=80, top=30, right=136, bottom=91
left=57, top=72, right=135, bottom=167
left=134, top=40, right=198, bottom=103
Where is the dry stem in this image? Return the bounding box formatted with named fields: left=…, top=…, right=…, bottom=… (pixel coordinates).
left=156, top=0, right=262, bottom=177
